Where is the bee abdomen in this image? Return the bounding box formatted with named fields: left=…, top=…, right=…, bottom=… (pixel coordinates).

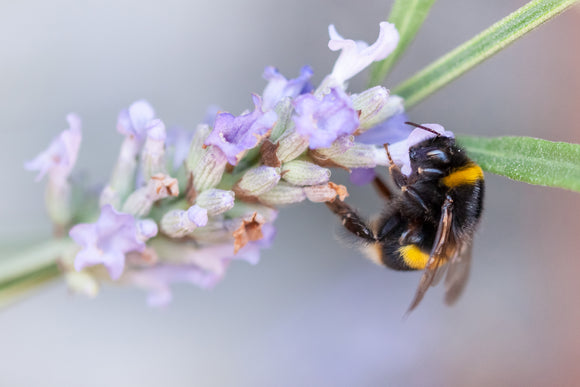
left=377, top=242, right=431, bottom=271
left=397, top=244, right=429, bottom=270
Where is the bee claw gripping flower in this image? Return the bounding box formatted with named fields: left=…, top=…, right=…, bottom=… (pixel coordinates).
left=26, top=21, right=430, bottom=305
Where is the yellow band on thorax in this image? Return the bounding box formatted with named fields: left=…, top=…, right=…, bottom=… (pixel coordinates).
left=442, top=163, right=484, bottom=188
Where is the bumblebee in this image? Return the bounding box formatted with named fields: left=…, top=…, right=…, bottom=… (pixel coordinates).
left=327, top=122, right=484, bottom=313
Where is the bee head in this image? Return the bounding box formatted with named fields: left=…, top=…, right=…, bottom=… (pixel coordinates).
left=409, top=135, right=459, bottom=173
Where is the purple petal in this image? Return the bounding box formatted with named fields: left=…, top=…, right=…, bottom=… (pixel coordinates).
left=70, top=223, right=98, bottom=247
left=328, top=22, right=399, bottom=84
left=186, top=205, right=209, bottom=227
left=117, top=100, right=155, bottom=140
left=25, top=114, right=82, bottom=182
left=407, top=123, right=454, bottom=146
left=356, top=113, right=410, bottom=145
left=145, top=119, right=166, bottom=141
left=350, top=168, right=376, bottom=186
left=137, top=219, right=158, bottom=240
left=205, top=95, right=277, bottom=165
left=102, top=250, right=126, bottom=280
left=70, top=204, right=145, bottom=280
left=203, top=105, right=221, bottom=127
left=293, top=88, right=359, bottom=149
left=128, top=264, right=225, bottom=307
left=73, top=245, right=103, bottom=272
left=129, top=100, right=156, bottom=136
left=166, top=126, right=194, bottom=171
left=262, top=65, right=314, bottom=110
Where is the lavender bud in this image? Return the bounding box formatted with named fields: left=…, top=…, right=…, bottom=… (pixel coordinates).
left=122, top=174, right=179, bottom=217
left=329, top=143, right=389, bottom=168
left=281, top=160, right=331, bottom=186
left=141, top=119, right=167, bottom=181
left=191, top=145, right=228, bottom=192
left=226, top=202, right=279, bottom=223
left=236, top=166, right=281, bottom=196
left=196, top=189, right=235, bottom=216
left=136, top=219, right=159, bottom=241
left=185, top=124, right=211, bottom=172
left=100, top=136, right=140, bottom=208
left=304, top=184, right=339, bottom=202
left=46, top=179, right=72, bottom=227
left=258, top=182, right=306, bottom=206
left=65, top=271, right=99, bottom=298
left=269, top=97, right=294, bottom=142
left=314, top=135, right=354, bottom=159
left=160, top=205, right=208, bottom=238
left=351, top=86, right=391, bottom=132
left=276, top=130, right=309, bottom=163
left=382, top=95, right=404, bottom=121
left=190, top=216, right=238, bottom=243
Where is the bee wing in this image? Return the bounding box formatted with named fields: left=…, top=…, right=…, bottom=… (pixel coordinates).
left=406, top=195, right=454, bottom=314
left=444, top=241, right=473, bottom=305
left=430, top=261, right=449, bottom=287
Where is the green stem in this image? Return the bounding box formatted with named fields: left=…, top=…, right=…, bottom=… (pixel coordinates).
left=0, top=239, right=75, bottom=307
left=393, top=0, right=579, bottom=108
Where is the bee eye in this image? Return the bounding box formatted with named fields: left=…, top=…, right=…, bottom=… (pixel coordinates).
left=426, top=149, right=448, bottom=162
left=409, top=149, right=418, bottom=161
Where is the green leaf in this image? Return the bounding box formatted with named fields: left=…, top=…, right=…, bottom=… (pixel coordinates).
left=457, top=135, right=580, bottom=192
left=368, top=0, right=436, bottom=87
left=393, top=0, right=580, bottom=108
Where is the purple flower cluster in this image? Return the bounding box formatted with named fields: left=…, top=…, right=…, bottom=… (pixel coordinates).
left=26, top=21, right=452, bottom=306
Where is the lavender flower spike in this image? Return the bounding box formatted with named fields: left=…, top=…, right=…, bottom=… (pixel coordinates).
left=326, top=22, right=399, bottom=87
left=262, top=65, right=313, bottom=111
left=293, top=87, right=359, bottom=149
left=70, top=204, right=148, bottom=280
left=205, top=94, right=277, bottom=165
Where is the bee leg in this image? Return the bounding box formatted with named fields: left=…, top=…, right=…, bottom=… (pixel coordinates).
left=383, top=143, right=408, bottom=189
left=326, top=200, right=376, bottom=242
left=372, top=175, right=394, bottom=200
left=389, top=164, right=408, bottom=189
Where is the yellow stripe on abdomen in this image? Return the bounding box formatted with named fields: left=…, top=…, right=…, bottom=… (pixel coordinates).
left=442, top=163, right=484, bottom=188
left=398, top=245, right=430, bottom=270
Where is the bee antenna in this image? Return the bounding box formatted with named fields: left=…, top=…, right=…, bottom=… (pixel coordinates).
left=404, top=122, right=441, bottom=136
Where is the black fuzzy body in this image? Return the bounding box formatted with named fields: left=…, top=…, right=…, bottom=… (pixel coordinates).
left=376, top=136, right=485, bottom=271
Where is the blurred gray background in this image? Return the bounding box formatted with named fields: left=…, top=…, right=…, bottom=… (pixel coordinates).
left=1, top=0, right=580, bottom=386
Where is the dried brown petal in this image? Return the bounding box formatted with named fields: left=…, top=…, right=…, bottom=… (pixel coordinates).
left=260, top=139, right=281, bottom=167
left=233, top=212, right=265, bottom=254
left=329, top=182, right=349, bottom=201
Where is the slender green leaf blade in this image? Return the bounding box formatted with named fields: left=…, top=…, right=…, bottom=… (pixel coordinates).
left=368, top=0, right=436, bottom=87
left=457, top=135, right=580, bottom=192
left=393, top=0, right=580, bottom=108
